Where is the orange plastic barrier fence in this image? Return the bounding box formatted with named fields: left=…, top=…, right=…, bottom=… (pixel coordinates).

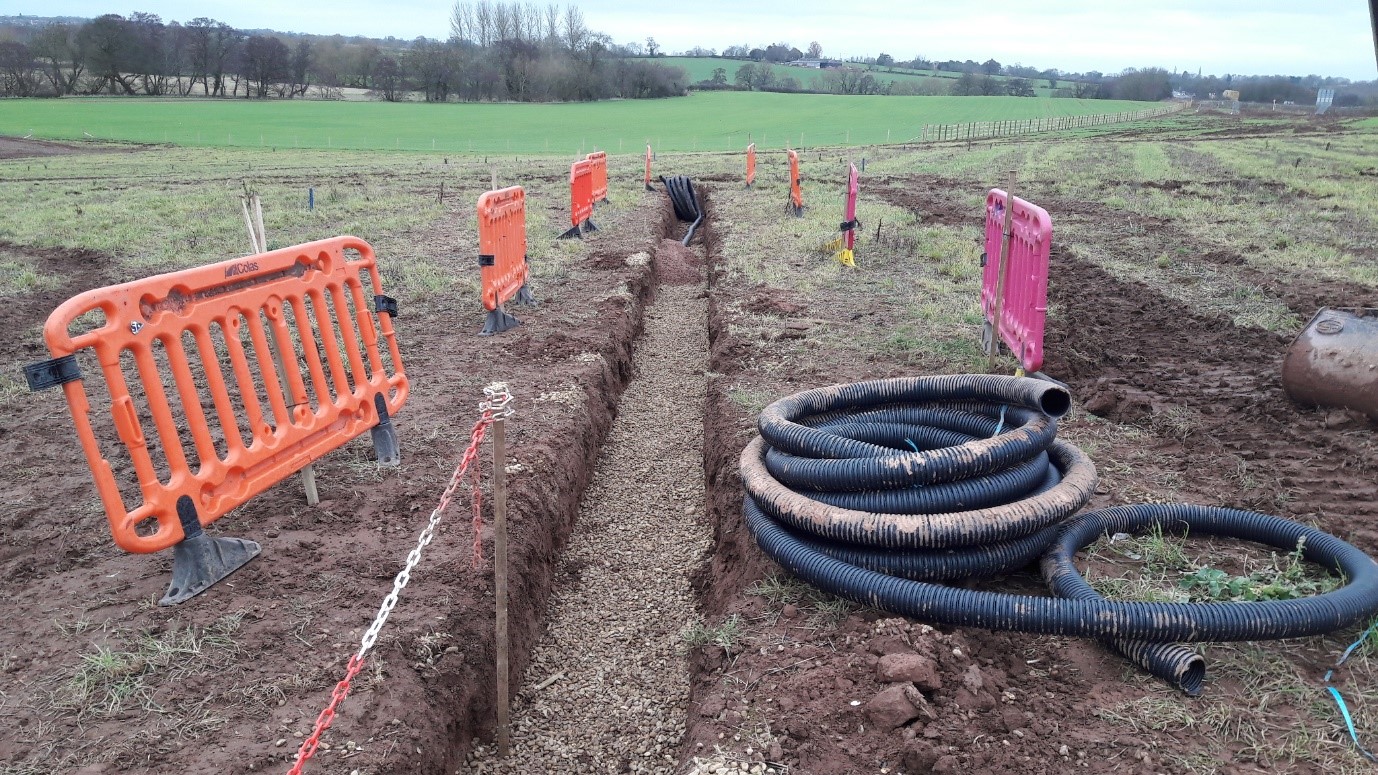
left=644, top=144, right=654, bottom=191
left=477, top=186, right=535, bottom=335
left=34, top=236, right=407, bottom=555
left=788, top=149, right=803, bottom=215
left=567, top=159, right=595, bottom=235
left=587, top=151, right=608, bottom=203
left=746, top=143, right=756, bottom=188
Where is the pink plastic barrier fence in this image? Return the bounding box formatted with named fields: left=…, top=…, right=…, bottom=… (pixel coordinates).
left=843, top=163, right=859, bottom=252
left=981, top=189, right=1051, bottom=373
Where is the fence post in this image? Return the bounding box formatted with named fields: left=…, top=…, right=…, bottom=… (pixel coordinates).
left=493, top=405, right=511, bottom=757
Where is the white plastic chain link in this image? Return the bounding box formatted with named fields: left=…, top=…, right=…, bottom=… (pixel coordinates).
left=481, top=381, right=515, bottom=419
left=353, top=388, right=510, bottom=663
left=355, top=503, right=446, bottom=661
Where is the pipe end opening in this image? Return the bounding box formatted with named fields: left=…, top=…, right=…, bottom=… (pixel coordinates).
left=1177, top=657, right=1206, bottom=697
left=1039, top=387, right=1072, bottom=418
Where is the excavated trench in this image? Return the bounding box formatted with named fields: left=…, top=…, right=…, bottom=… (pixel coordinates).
left=464, top=218, right=710, bottom=773
left=388, top=200, right=685, bottom=773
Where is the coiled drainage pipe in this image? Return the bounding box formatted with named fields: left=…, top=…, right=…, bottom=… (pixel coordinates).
left=741, top=375, right=1378, bottom=695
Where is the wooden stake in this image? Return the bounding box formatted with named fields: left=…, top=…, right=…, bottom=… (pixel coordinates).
left=493, top=415, right=511, bottom=757
left=252, top=196, right=267, bottom=253
left=988, top=171, right=1017, bottom=373
left=241, top=189, right=318, bottom=505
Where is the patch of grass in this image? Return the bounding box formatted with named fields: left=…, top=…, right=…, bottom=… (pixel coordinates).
left=745, top=574, right=811, bottom=605
left=746, top=573, right=859, bottom=624
left=0, top=255, right=59, bottom=294
left=728, top=385, right=774, bottom=416
left=1093, top=695, right=1197, bottom=732
left=48, top=614, right=244, bottom=721
left=682, top=614, right=746, bottom=653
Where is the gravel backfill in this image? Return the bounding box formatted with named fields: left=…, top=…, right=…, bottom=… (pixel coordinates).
left=465, top=276, right=709, bottom=773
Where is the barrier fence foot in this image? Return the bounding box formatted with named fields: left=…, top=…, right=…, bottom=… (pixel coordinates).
left=370, top=392, right=401, bottom=466
left=583, top=219, right=599, bottom=233
left=160, top=496, right=260, bottom=606
left=480, top=306, right=522, bottom=336
left=557, top=225, right=582, bottom=240
left=514, top=284, right=536, bottom=306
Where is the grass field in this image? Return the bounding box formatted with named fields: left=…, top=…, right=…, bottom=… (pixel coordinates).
left=643, top=56, right=1075, bottom=96
left=0, top=91, right=1159, bottom=154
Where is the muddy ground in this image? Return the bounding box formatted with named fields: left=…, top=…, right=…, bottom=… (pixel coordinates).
left=0, top=144, right=681, bottom=773
left=682, top=125, right=1378, bottom=773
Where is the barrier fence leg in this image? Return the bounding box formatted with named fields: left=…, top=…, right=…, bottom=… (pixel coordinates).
left=480, top=304, right=522, bottom=336
left=369, top=393, right=401, bottom=466
left=160, top=495, right=261, bottom=606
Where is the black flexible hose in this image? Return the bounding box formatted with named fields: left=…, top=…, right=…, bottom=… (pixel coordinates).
left=660, top=175, right=703, bottom=246
left=742, top=376, right=1378, bottom=693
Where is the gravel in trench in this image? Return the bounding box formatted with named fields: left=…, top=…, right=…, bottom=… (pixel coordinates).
left=465, top=280, right=709, bottom=774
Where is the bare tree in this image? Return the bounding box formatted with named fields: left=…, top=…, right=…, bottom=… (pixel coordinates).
left=0, top=42, right=42, bottom=97
left=371, top=55, right=404, bottom=101
left=78, top=15, right=140, bottom=94
left=289, top=40, right=312, bottom=96
left=128, top=12, right=168, bottom=95
left=492, top=3, right=512, bottom=41
left=806, top=41, right=822, bottom=59
left=544, top=4, right=561, bottom=44
left=29, top=23, right=85, bottom=95
left=474, top=2, right=493, bottom=46
left=450, top=2, right=474, bottom=42
left=563, top=5, right=586, bottom=51
left=242, top=35, right=290, bottom=98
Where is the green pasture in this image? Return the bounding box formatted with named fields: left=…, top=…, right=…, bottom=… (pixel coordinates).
left=0, top=92, right=1160, bottom=154
left=642, top=57, right=1074, bottom=96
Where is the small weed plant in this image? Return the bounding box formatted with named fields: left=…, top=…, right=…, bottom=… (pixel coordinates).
left=1178, top=538, right=1339, bottom=602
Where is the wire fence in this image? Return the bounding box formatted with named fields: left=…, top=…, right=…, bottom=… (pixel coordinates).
left=913, top=104, right=1184, bottom=143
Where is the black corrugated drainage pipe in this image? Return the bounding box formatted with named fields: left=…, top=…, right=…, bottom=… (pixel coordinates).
left=661, top=175, right=703, bottom=246
left=741, top=375, right=1378, bottom=695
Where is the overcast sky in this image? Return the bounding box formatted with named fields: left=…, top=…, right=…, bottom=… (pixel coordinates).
left=15, top=0, right=1378, bottom=80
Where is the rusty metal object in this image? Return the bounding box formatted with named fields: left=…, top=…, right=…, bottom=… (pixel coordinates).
left=1283, top=308, right=1378, bottom=419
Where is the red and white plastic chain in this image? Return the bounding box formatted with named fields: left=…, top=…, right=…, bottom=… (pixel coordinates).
left=472, top=382, right=514, bottom=569
left=286, top=383, right=512, bottom=775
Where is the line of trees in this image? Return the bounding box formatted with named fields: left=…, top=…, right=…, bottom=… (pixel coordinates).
left=0, top=4, right=687, bottom=101
left=672, top=41, right=1371, bottom=104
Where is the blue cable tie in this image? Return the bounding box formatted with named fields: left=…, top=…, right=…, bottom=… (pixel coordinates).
left=1324, top=620, right=1378, bottom=763
left=1327, top=687, right=1378, bottom=763
left=993, top=405, right=1009, bottom=436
